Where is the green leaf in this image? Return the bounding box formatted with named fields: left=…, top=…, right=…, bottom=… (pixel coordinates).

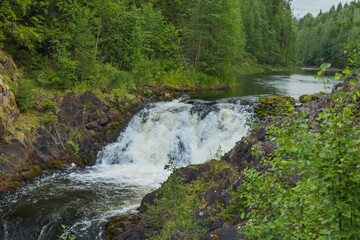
left=301, top=110, right=308, bottom=118
left=310, top=185, right=318, bottom=192
left=349, top=78, right=356, bottom=86
left=343, top=68, right=350, bottom=75
left=320, top=63, right=331, bottom=71
left=334, top=73, right=343, bottom=80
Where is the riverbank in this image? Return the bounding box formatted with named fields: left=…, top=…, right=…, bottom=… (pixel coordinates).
left=105, top=70, right=360, bottom=239
left=0, top=49, right=300, bottom=194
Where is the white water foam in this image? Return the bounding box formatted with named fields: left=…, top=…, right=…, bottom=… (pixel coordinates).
left=97, top=98, right=253, bottom=189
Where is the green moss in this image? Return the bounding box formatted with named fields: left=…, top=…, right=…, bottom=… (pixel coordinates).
left=46, top=160, right=65, bottom=170
left=299, top=92, right=325, bottom=104
left=7, top=180, right=22, bottom=189
left=21, top=166, right=43, bottom=180
left=256, top=95, right=295, bottom=118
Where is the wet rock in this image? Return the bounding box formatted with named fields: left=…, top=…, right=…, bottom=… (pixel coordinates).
left=254, top=126, right=266, bottom=141
left=240, top=99, right=251, bottom=106
left=139, top=192, right=156, bottom=213
left=20, top=166, right=42, bottom=180
left=299, top=92, right=325, bottom=104
left=106, top=214, right=146, bottom=240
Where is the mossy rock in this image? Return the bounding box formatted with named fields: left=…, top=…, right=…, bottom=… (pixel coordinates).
left=21, top=166, right=42, bottom=180
left=106, top=214, right=143, bottom=240
left=256, top=95, right=295, bottom=118
left=259, top=95, right=295, bottom=105
left=299, top=92, right=325, bottom=104
left=45, top=160, right=65, bottom=170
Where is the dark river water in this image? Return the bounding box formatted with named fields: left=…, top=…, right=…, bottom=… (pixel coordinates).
left=0, top=69, right=339, bottom=240
left=190, top=68, right=338, bottom=100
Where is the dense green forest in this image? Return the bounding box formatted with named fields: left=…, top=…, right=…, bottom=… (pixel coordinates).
left=295, top=1, right=360, bottom=68
left=0, top=0, right=295, bottom=98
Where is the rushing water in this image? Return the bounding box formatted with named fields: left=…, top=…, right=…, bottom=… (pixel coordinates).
left=0, top=69, right=339, bottom=240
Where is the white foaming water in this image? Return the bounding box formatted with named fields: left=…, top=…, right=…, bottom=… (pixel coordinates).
left=97, top=98, right=253, bottom=189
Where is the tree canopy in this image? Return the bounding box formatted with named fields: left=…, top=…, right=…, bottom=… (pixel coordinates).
left=0, top=0, right=296, bottom=90
left=295, top=1, right=360, bottom=68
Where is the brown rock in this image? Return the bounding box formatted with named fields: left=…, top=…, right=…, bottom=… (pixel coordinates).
left=80, top=91, right=101, bottom=107
left=107, top=109, right=120, bottom=120
left=139, top=192, right=156, bottom=213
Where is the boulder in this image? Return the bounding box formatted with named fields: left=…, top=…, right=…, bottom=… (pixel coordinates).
left=299, top=92, right=325, bottom=104
left=139, top=192, right=156, bottom=213
left=106, top=214, right=147, bottom=240
left=255, top=95, right=295, bottom=118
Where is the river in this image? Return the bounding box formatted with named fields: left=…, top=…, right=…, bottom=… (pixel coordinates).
left=0, top=69, right=339, bottom=240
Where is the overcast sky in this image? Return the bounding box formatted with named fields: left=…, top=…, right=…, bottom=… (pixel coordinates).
left=292, top=0, right=350, bottom=18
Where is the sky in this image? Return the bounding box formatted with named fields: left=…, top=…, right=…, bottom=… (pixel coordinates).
left=292, top=0, right=350, bottom=18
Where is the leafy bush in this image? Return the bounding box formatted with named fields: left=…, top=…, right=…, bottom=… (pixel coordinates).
left=224, top=88, right=360, bottom=239
left=143, top=174, right=207, bottom=240
left=15, top=80, right=35, bottom=112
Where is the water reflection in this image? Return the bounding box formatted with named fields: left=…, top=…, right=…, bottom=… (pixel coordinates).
left=190, top=69, right=340, bottom=100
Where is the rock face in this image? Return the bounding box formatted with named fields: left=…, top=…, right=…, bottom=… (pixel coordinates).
left=0, top=76, right=19, bottom=139
left=31, top=91, right=143, bottom=165
left=0, top=89, right=145, bottom=192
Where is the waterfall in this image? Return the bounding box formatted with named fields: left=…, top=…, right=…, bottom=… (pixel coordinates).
left=95, top=97, right=253, bottom=186
left=0, top=97, right=253, bottom=240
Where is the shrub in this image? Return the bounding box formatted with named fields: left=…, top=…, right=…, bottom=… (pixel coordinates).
left=15, top=79, right=35, bottom=112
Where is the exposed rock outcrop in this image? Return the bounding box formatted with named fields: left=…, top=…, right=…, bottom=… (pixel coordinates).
left=0, top=90, right=146, bottom=192
left=0, top=76, right=19, bottom=139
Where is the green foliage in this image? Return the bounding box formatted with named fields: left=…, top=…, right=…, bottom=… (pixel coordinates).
left=59, top=224, right=75, bottom=240
left=345, top=41, right=360, bottom=68
left=0, top=153, right=9, bottom=165
left=67, top=127, right=81, bottom=155
left=15, top=79, right=35, bottom=112
left=143, top=174, right=207, bottom=239
left=1, top=0, right=296, bottom=93
left=225, top=89, right=360, bottom=239
left=295, top=1, right=360, bottom=68
left=42, top=111, right=57, bottom=125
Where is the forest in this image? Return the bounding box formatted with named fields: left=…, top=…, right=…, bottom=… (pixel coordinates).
left=0, top=0, right=295, bottom=104
left=296, top=1, right=360, bottom=68
left=2, top=0, right=360, bottom=239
